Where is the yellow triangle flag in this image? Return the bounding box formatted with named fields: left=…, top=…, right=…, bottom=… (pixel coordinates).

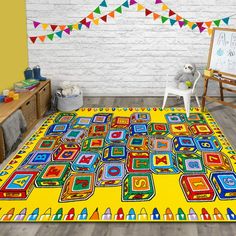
left=137, top=4, right=144, bottom=11
left=208, top=28, right=213, bottom=36
left=187, top=22, right=194, bottom=28
left=162, top=4, right=168, bottom=11
left=73, top=24, right=79, bottom=30
left=93, top=19, right=99, bottom=25
left=42, top=24, right=48, bottom=30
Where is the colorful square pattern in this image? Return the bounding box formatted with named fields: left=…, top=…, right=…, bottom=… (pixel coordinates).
left=0, top=108, right=236, bottom=222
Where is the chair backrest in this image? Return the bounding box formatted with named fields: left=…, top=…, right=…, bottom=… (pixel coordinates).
left=191, top=70, right=201, bottom=93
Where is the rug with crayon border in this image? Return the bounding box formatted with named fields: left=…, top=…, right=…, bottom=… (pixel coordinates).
left=0, top=107, right=236, bottom=222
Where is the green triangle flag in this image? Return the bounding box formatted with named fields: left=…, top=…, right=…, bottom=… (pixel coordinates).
left=67, top=25, right=73, bottom=31
left=161, top=16, right=168, bottom=23
left=116, top=6, right=122, bottom=13
left=183, top=19, right=189, bottom=26
left=214, top=19, right=221, bottom=27
left=47, top=33, right=54, bottom=41
left=94, top=6, right=101, bottom=14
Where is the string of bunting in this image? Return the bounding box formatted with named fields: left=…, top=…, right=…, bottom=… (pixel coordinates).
left=29, top=0, right=235, bottom=43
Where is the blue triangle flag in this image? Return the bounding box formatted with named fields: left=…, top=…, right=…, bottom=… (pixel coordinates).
left=56, top=31, right=63, bottom=38
left=170, top=19, right=176, bottom=26
left=222, top=17, right=230, bottom=25
left=122, top=0, right=129, bottom=8
left=100, top=0, right=107, bottom=7
left=192, top=24, right=197, bottom=30
left=78, top=24, right=83, bottom=30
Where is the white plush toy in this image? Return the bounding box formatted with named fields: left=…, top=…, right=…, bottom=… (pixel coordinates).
left=60, top=81, right=81, bottom=97
left=174, top=63, right=196, bottom=90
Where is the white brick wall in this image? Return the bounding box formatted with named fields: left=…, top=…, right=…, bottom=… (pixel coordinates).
left=26, top=0, right=236, bottom=96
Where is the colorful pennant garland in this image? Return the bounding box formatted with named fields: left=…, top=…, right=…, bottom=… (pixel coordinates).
left=28, top=0, right=235, bottom=43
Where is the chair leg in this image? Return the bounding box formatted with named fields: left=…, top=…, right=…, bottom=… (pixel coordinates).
left=195, top=95, right=200, bottom=108
left=162, top=91, right=168, bottom=109
left=183, top=95, right=191, bottom=118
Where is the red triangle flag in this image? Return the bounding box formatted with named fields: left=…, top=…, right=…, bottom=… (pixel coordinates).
left=169, top=10, right=175, bottom=17
left=101, top=15, right=107, bottom=22
left=29, top=36, right=37, bottom=43
left=196, top=22, right=203, bottom=28
left=145, top=9, right=152, bottom=16
left=50, top=25, right=58, bottom=31
left=80, top=18, right=87, bottom=25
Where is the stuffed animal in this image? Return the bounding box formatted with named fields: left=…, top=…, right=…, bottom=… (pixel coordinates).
left=174, top=63, right=196, bottom=90
left=60, top=81, right=81, bottom=97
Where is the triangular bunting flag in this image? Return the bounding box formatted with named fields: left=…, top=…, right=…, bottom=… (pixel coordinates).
left=33, top=21, right=40, bottom=28
left=64, top=28, right=71, bottom=35
left=73, top=24, right=79, bottom=30
left=55, top=31, right=63, bottom=38
left=122, top=1, right=129, bottom=8
left=130, top=0, right=137, bottom=5
left=94, top=6, right=101, bottom=14
left=169, top=10, right=175, bottom=17
left=162, top=4, right=169, bottom=11
left=205, top=21, right=212, bottom=28
left=39, top=35, right=46, bottom=42
left=100, top=0, right=107, bottom=7
left=192, top=24, right=197, bottom=30
left=78, top=24, right=83, bottom=30
left=155, top=0, right=162, bottom=4
left=67, top=25, right=73, bottom=31
left=50, top=25, right=58, bottom=31
left=222, top=17, right=230, bottom=25
left=137, top=4, right=144, bottom=11
left=93, top=19, right=99, bottom=25
left=208, top=28, right=213, bottom=36
left=101, top=15, right=107, bottom=22
left=196, top=22, right=203, bottom=28
left=145, top=9, right=152, bottom=16
left=176, top=15, right=182, bottom=21
left=29, top=36, right=37, bottom=43
left=116, top=6, right=122, bottom=13
left=81, top=18, right=87, bottom=25
left=214, top=19, right=221, bottom=27
left=187, top=21, right=194, bottom=28
left=153, top=13, right=160, bottom=20
left=109, top=11, right=115, bottom=18
left=178, top=21, right=185, bottom=28
left=199, top=26, right=206, bottom=33
left=47, top=33, right=54, bottom=40
left=161, top=16, right=168, bottom=23
left=170, top=19, right=176, bottom=26
left=42, top=24, right=48, bottom=30
left=59, top=25, right=66, bottom=31
left=183, top=19, right=189, bottom=26
left=85, top=21, right=91, bottom=28
left=87, top=12, right=94, bottom=20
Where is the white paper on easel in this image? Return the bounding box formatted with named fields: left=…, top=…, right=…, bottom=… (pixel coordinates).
left=209, top=29, right=236, bottom=79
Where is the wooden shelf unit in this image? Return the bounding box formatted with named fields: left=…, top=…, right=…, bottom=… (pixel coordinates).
left=0, top=80, right=51, bottom=163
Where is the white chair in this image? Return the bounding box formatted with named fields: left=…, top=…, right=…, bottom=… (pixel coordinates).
left=162, top=71, right=201, bottom=118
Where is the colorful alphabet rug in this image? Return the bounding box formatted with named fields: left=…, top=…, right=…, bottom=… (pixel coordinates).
left=0, top=107, right=236, bottom=222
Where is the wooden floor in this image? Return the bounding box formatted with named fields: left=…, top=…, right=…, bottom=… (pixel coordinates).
left=0, top=96, right=236, bottom=236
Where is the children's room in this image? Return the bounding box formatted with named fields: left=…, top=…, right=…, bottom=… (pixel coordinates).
left=0, top=0, right=236, bottom=235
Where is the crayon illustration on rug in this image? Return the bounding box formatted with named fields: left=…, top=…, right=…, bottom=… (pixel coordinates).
left=0, top=107, right=236, bottom=222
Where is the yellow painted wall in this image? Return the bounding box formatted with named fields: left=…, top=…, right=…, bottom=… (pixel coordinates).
left=0, top=0, right=28, bottom=92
